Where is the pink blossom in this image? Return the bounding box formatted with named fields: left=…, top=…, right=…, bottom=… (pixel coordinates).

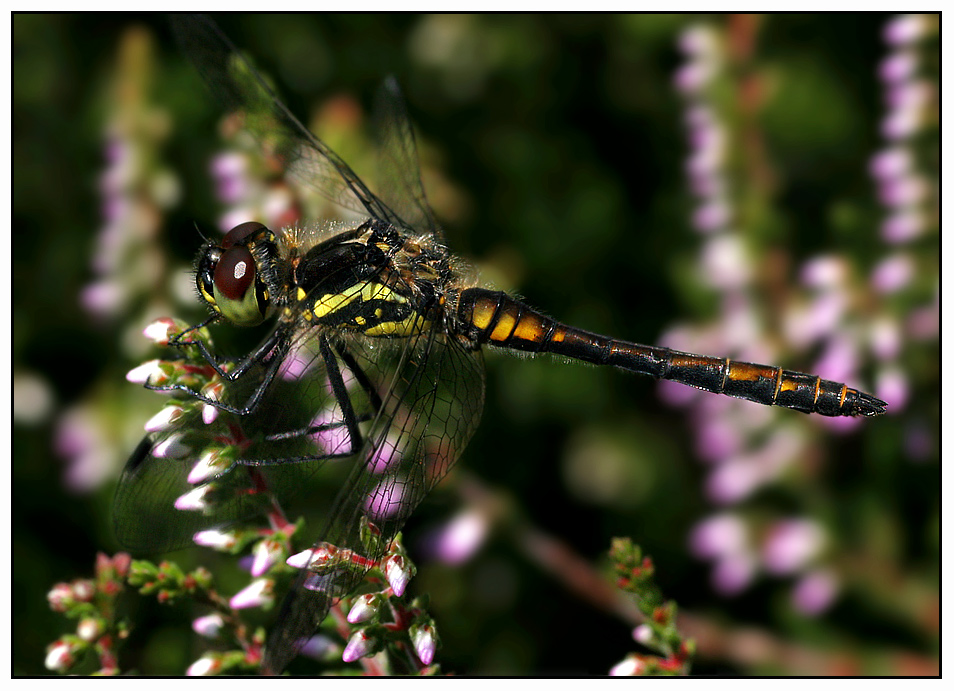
left=762, top=519, right=825, bottom=575
left=431, top=510, right=489, bottom=565
left=878, top=51, right=918, bottom=84
left=711, top=552, right=756, bottom=595
left=883, top=14, right=930, bottom=46
left=791, top=569, right=839, bottom=616
left=871, top=254, right=914, bottom=294
left=689, top=513, right=748, bottom=560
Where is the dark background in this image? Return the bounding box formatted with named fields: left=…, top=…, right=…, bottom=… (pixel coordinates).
left=13, top=13, right=938, bottom=675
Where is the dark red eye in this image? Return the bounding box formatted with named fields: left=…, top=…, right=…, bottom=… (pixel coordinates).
left=222, top=221, right=267, bottom=249
left=213, top=245, right=256, bottom=300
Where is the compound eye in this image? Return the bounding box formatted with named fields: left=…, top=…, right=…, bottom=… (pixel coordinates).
left=211, top=245, right=267, bottom=326
left=223, top=221, right=267, bottom=249
left=195, top=246, right=221, bottom=309
left=214, top=245, right=255, bottom=301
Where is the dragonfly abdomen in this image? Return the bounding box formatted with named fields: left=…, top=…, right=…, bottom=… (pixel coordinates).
left=457, top=288, right=886, bottom=418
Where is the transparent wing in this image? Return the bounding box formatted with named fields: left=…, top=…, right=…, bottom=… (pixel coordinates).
left=371, top=77, right=441, bottom=237
left=113, top=332, right=357, bottom=553
left=113, top=309, right=485, bottom=671
left=262, top=326, right=485, bottom=673
left=170, top=14, right=433, bottom=233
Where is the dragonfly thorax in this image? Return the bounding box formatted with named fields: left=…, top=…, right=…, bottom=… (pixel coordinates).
left=292, top=219, right=450, bottom=338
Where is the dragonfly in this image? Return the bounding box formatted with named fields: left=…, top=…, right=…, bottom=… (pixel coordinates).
left=114, top=14, right=887, bottom=674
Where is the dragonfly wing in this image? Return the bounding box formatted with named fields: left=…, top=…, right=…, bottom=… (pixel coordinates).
left=370, top=77, right=442, bottom=238
left=170, top=14, right=401, bottom=225
left=262, top=327, right=485, bottom=673
left=113, top=331, right=352, bottom=554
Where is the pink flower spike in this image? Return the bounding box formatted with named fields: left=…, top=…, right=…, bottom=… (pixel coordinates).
left=229, top=578, right=274, bottom=609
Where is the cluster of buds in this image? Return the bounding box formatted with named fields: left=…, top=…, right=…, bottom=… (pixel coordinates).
left=608, top=539, right=694, bottom=677
left=126, top=560, right=213, bottom=605
left=285, top=530, right=438, bottom=673
left=44, top=553, right=132, bottom=675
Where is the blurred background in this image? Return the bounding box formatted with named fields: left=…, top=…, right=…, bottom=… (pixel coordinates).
left=13, top=13, right=938, bottom=675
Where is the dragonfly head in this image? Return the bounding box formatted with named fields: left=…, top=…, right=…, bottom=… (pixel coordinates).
left=196, top=221, right=274, bottom=327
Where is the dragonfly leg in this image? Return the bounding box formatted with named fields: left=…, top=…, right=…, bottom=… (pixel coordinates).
left=146, top=323, right=294, bottom=416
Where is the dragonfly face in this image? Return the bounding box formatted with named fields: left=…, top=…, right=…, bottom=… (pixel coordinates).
left=114, top=14, right=886, bottom=675
left=195, top=221, right=276, bottom=327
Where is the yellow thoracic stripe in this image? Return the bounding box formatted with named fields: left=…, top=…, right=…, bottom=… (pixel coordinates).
left=363, top=313, right=430, bottom=337
left=310, top=281, right=405, bottom=319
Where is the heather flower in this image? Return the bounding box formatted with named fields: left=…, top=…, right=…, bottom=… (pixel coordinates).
left=192, top=613, right=225, bottom=638
left=364, top=478, right=406, bottom=520
left=871, top=254, right=915, bottom=294
left=430, top=509, right=489, bottom=565
left=44, top=641, right=75, bottom=672
left=689, top=513, right=748, bottom=560
left=342, top=629, right=378, bottom=663
left=711, top=552, right=757, bottom=596
left=193, top=529, right=239, bottom=551
left=632, top=624, right=654, bottom=645
left=186, top=654, right=222, bottom=676
left=610, top=653, right=648, bottom=676
left=143, top=403, right=185, bottom=432
left=229, top=578, right=275, bottom=609
left=250, top=540, right=284, bottom=577
left=76, top=617, right=104, bottom=642
left=410, top=622, right=438, bottom=665
left=382, top=554, right=413, bottom=596
left=761, top=519, right=826, bottom=576
left=174, top=484, right=214, bottom=511
left=347, top=593, right=381, bottom=624
left=791, top=569, right=840, bottom=616
left=884, top=14, right=931, bottom=45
